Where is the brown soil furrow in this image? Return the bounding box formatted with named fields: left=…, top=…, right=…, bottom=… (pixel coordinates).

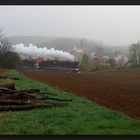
left=20, top=69, right=140, bottom=119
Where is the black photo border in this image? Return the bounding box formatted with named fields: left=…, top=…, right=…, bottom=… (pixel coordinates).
left=0, top=0, right=140, bottom=140
left=0, top=0, right=140, bottom=5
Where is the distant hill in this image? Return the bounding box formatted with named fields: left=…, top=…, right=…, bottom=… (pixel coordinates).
left=7, top=36, right=129, bottom=59
left=7, top=36, right=105, bottom=52
left=7, top=36, right=59, bottom=46
left=8, top=35, right=101, bottom=46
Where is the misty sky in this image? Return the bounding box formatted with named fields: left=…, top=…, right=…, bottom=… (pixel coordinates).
left=0, top=6, right=140, bottom=46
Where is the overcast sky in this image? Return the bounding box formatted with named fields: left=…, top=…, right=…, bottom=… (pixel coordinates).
left=0, top=6, right=140, bottom=46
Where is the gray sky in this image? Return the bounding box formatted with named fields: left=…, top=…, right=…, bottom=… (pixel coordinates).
left=0, top=6, right=140, bottom=46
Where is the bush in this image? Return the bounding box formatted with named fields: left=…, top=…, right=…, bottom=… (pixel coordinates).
left=106, top=58, right=116, bottom=67
left=91, top=64, right=117, bottom=72
left=0, top=51, right=21, bottom=69
left=80, top=54, right=92, bottom=72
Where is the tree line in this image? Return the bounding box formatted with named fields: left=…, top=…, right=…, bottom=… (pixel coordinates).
left=0, top=28, right=140, bottom=70
left=79, top=41, right=140, bottom=72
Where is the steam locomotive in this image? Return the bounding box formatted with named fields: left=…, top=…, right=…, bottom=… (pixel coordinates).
left=22, top=60, right=79, bottom=72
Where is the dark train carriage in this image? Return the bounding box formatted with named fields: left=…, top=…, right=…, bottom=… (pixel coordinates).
left=22, top=60, right=79, bottom=71
left=22, top=60, right=35, bottom=69
left=39, top=60, right=79, bottom=71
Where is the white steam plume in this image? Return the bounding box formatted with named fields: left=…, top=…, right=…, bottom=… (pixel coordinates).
left=12, top=43, right=75, bottom=61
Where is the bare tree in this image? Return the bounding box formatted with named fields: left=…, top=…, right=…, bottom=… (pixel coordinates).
left=0, top=28, right=3, bottom=40
left=0, top=29, right=13, bottom=53
left=0, top=29, right=21, bottom=69
left=129, top=41, right=140, bottom=66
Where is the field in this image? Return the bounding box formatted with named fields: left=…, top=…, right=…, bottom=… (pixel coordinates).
left=20, top=69, right=140, bottom=120
left=0, top=69, right=140, bottom=134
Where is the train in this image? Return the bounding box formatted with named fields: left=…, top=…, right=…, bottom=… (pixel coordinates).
left=21, top=60, right=79, bottom=72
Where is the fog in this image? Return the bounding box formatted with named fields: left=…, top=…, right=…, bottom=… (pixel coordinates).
left=0, top=6, right=140, bottom=46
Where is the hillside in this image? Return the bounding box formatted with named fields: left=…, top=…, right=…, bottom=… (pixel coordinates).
left=7, top=36, right=129, bottom=60
left=7, top=36, right=103, bottom=51
left=7, top=36, right=58, bottom=46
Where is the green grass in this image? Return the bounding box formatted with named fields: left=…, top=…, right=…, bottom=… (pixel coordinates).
left=0, top=69, right=140, bottom=135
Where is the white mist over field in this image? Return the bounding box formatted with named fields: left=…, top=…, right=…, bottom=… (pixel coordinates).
left=12, top=43, right=75, bottom=61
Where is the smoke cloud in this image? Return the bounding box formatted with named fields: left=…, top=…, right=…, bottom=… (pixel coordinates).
left=12, top=43, right=75, bottom=61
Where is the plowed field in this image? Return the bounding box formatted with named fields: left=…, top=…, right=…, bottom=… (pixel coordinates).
left=20, top=69, right=140, bottom=119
